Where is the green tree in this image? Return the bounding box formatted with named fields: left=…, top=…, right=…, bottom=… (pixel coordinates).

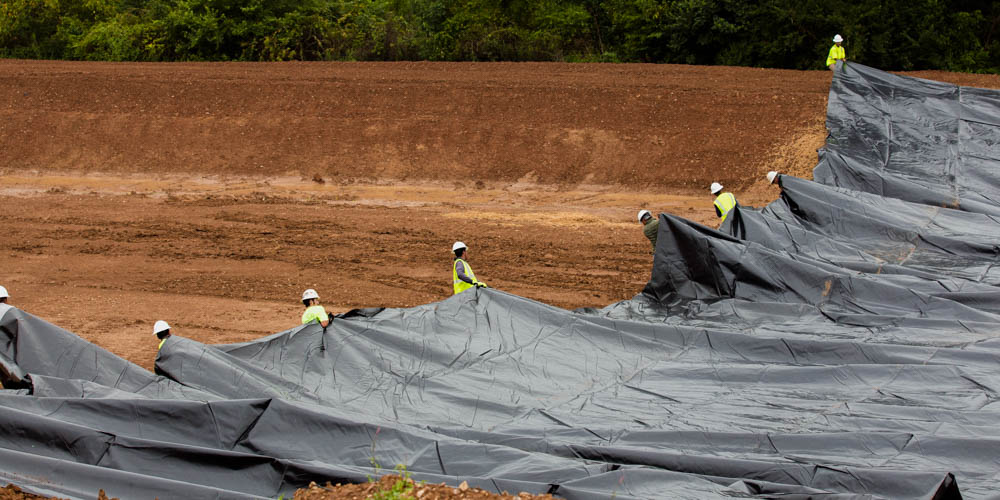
left=1, top=0, right=69, bottom=58
left=0, top=0, right=995, bottom=70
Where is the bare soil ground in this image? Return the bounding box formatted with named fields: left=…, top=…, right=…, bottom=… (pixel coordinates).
left=294, top=475, right=557, bottom=500
left=0, top=485, right=49, bottom=500
left=2, top=60, right=997, bottom=373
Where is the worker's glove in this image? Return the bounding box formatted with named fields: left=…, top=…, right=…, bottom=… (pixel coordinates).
left=327, top=312, right=335, bottom=323
left=475, top=282, right=487, bottom=288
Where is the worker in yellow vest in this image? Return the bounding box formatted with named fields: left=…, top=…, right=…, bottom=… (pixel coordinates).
left=827, top=34, right=846, bottom=70
left=301, top=288, right=333, bottom=327
left=452, top=241, right=487, bottom=294
left=711, top=182, right=738, bottom=224
left=153, top=320, right=172, bottom=351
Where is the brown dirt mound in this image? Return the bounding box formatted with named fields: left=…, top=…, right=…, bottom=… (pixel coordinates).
left=741, top=119, right=827, bottom=207
left=0, top=485, right=49, bottom=500
left=293, top=475, right=555, bottom=500
left=0, top=485, right=116, bottom=500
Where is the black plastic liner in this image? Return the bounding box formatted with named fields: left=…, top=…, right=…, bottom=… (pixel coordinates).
left=815, top=63, right=1000, bottom=215
left=2, top=63, right=1000, bottom=499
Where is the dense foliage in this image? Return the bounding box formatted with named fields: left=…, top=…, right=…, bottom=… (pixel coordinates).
left=1, top=0, right=997, bottom=71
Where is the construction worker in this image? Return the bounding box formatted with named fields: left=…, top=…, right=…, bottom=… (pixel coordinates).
left=452, top=241, right=487, bottom=294
left=301, top=288, right=333, bottom=327
left=153, top=320, right=172, bottom=351
left=827, top=34, right=846, bottom=70
left=0, top=286, right=10, bottom=319
left=637, top=210, right=658, bottom=251
left=711, top=182, right=738, bottom=224
left=767, top=171, right=781, bottom=188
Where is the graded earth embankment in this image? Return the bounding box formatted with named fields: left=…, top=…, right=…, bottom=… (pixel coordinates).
left=2, top=60, right=839, bottom=191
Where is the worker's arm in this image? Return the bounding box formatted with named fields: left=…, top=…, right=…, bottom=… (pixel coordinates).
left=715, top=205, right=722, bottom=218
left=318, top=307, right=334, bottom=327
left=316, top=308, right=329, bottom=327
left=457, top=261, right=487, bottom=288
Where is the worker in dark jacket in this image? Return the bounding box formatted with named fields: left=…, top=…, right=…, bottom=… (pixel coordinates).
left=452, top=241, right=487, bottom=294
left=637, top=210, right=658, bottom=251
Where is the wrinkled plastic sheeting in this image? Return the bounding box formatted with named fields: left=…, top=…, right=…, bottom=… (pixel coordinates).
left=736, top=175, right=1000, bottom=286
left=1, top=63, right=1000, bottom=499
left=815, top=62, right=1000, bottom=215
left=0, top=300, right=981, bottom=499
left=0, top=308, right=214, bottom=401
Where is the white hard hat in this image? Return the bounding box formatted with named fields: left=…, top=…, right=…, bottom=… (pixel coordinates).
left=833, top=34, right=843, bottom=43
left=637, top=210, right=652, bottom=222
left=710, top=182, right=724, bottom=194
left=0, top=286, right=7, bottom=299
left=767, top=171, right=779, bottom=184
left=302, top=289, right=319, bottom=301
left=153, top=320, right=171, bottom=335
left=452, top=241, right=467, bottom=252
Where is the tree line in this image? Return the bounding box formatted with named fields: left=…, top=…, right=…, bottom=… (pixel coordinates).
left=1, top=0, right=997, bottom=72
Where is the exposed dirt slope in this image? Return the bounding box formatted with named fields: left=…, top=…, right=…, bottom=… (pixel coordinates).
left=0, top=60, right=840, bottom=192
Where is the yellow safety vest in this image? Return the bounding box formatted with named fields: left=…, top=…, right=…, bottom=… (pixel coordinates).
left=453, top=258, right=477, bottom=294
left=826, top=45, right=845, bottom=67
left=302, top=305, right=327, bottom=325
left=714, top=192, right=737, bottom=223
